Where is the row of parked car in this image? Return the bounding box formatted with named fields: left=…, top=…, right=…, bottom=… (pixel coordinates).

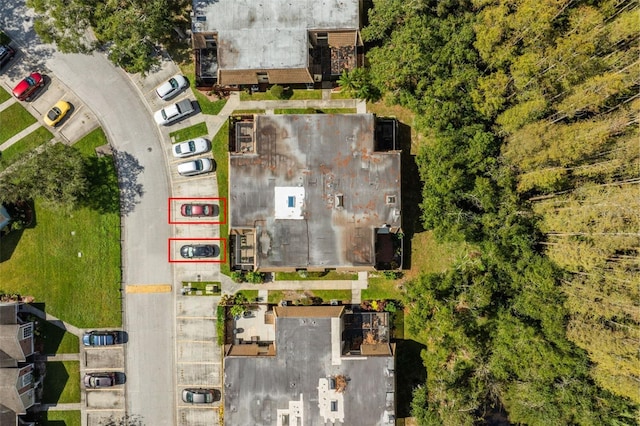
left=82, top=330, right=217, bottom=402
left=151, top=74, right=216, bottom=177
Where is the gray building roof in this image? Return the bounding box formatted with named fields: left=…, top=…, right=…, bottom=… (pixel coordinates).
left=192, top=0, right=360, bottom=70
left=229, top=114, right=402, bottom=270
left=224, top=306, right=395, bottom=425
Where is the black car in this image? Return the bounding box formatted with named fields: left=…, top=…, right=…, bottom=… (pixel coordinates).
left=0, top=45, right=15, bottom=69
left=180, top=244, right=219, bottom=259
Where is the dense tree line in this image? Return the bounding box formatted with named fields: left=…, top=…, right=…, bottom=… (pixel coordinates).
left=27, top=0, right=189, bottom=74
left=363, top=0, right=639, bottom=424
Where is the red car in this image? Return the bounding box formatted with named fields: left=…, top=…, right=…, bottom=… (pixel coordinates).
left=12, top=72, right=44, bottom=101
left=180, top=203, right=217, bottom=217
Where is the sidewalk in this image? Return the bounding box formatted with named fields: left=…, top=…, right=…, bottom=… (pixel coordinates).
left=19, top=304, right=83, bottom=337
left=0, top=122, right=41, bottom=151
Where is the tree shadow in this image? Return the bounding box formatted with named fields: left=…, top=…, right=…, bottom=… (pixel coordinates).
left=113, top=150, right=145, bottom=216
left=395, top=339, right=427, bottom=418
left=398, top=122, right=423, bottom=271
left=83, top=155, right=120, bottom=214
left=0, top=226, right=24, bottom=262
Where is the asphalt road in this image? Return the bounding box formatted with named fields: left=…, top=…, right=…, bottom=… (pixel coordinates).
left=1, top=4, right=175, bottom=425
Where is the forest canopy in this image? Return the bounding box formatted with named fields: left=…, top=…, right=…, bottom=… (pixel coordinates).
left=363, top=0, right=639, bottom=424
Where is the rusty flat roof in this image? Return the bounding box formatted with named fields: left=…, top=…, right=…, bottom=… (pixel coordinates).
left=229, top=114, right=402, bottom=270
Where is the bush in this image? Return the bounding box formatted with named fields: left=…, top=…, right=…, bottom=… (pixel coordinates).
left=231, top=271, right=245, bottom=283
left=246, top=271, right=265, bottom=284
left=269, top=85, right=284, bottom=99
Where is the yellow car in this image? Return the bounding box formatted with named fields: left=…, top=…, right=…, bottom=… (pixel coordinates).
left=44, top=100, right=71, bottom=127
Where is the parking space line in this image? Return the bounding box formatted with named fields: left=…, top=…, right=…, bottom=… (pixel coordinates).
left=86, top=408, right=126, bottom=412
left=175, top=339, right=217, bottom=343
left=126, top=284, right=172, bottom=293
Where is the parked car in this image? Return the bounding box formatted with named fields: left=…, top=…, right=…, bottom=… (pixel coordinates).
left=83, top=330, right=119, bottom=346
left=182, top=388, right=220, bottom=404
left=0, top=45, right=15, bottom=69
left=180, top=244, right=219, bottom=259
left=153, top=99, right=195, bottom=125
left=84, top=372, right=117, bottom=388
left=172, top=137, right=210, bottom=158
left=12, top=72, right=44, bottom=101
left=177, top=158, right=214, bottom=177
left=180, top=203, right=217, bottom=217
left=155, top=74, right=188, bottom=100
left=43, top=100, right=71, bottom=127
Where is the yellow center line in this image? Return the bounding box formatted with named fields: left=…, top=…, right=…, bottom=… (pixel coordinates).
left=125, top=284, right=172, bottom=294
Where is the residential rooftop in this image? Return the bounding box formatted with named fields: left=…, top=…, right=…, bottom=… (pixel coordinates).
left=192, top=0, right=360, bottom=71
left=224, top=305, right=396, bottom=425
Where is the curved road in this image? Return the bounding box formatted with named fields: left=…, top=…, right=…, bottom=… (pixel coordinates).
left=1, top=4, right=175, bottom=425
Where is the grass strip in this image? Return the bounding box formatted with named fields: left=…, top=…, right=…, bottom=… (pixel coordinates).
left=0, top=126, right=52, bottom=171
left=0, top=102, right=37, bottom=143
left=169, top=122, right=209, bottom=143
left=42, top=361, right=80, bottom=404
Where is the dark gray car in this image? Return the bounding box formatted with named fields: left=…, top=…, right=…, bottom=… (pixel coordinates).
left=180, top=244, right=219, bottom=259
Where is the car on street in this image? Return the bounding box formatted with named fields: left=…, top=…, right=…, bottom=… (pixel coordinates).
left=155, top=74, right=188, bottom=100
left=0, top=45, right=15, bottom=69
left=43, top=100, right=71, bottom=127
left=12, top=72, right=44, bottom=101
left=182, top=388, right=220, bottom=404
left=177, top=158, right=214, bottom=177
left=180, top=203, right=217, bottom=217
left=180, top=244, right=219, bottom=259
left=83, top=330, right=119, bottom=346
left=84, top=372, right=117, bottom=388
left=172, top=137, right=210, bottom=158
left=153, top=99, right=195, bottom=125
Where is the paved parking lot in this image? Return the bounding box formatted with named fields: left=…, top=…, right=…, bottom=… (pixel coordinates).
left=82, top=344, right=126, bottom=424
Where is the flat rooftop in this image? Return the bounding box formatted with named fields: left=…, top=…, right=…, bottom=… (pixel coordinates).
left=229, top=114, right=402, bottom=270
left=192, top=0, right=360, bottom=70
left=224, top=307, right=395, bottom=425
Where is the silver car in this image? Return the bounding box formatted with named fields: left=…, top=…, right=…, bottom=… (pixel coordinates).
left=177, top=158, right=214, bottom=176
left=182, top=388, right=220, bottom=404
left=155, top=75, right=188, bottom=100
left=172, top=137, right=210, bottom=158
left=84, top=372, right=117, bottom=388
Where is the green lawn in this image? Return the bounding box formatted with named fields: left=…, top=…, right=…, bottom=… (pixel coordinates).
left=72, top=127, right=108, bottom=156
left=362, top=276, right=404, bottom=300
left=232, top=109, right=266, bottom=115
left=212, top=121, right=230, bottom=275
left=40, top=320, right=80, bottom=354
left=41, top=410, right=81, bottom=426
left=235, top=289, right=259, bottom=300
left=240, top=88, right=323, bottom=101
left=274, top=270, right=357, bottom=281
left=0, top=103, right=37, bottom=143
left=169, top=122, right=209, bottom=143
left=274, top=108, right=356, bottom=114
left=42, top=361, right=80, bottom=404
left=0, top=86, right=11, bottom=103
left=330, top=91, right=354, bottom=100
left=0, top=129, right=122, bottom=328
left=0, top=126, right=53, bottom=171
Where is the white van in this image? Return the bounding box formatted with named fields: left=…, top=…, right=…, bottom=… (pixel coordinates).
left=177, top=158, right=214, bottom=176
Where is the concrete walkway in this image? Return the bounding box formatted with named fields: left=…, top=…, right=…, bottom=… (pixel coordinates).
left=0, top=96, right=16, bottom=112
left=0, top=121, right=42, bottom=151
left=35, top=403, right=83, bottom=412
left=19, top=304, right=83, bottom=337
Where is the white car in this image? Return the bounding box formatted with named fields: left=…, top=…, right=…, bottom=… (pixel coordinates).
left=172, top=137, right=210, bottom=158
left=155, top=75, right=188, bottom=100
left=177, top=158, right=214, bottom=176
left=154, top=99, right=195, bottom=126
